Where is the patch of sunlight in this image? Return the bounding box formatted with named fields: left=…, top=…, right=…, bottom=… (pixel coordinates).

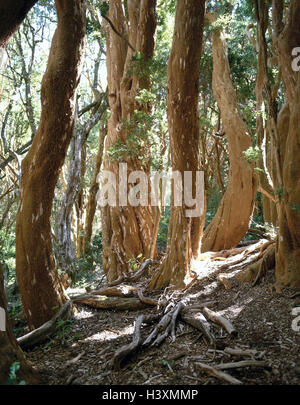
left=83, top=324, right=135, bottom=343
left=75, top=309, right=95, bottom=320
left=186, top=281, right=219, bottom=301
left=217, top=298, right=253, bottom=320
left=191, top=255, right=221, bottom=280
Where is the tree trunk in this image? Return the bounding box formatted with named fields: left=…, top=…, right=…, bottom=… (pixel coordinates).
left=56, top=126, right=82, bottom=276
left=15, top=0, right=86, bottom=329
left=101, top=0, right=157, bottom=282
left=56, top=97, right=104, bottom=273
left=0, top=3, right=40, bottom=385
left=0, top=265, right=39, bottom=385
left=76, top=141, right=87, bottom=257
left=273, top=0, right=300, bottom=287
left=83, top=124, right=107, bottom=254
left=0, top=0, right=38, bottom=47
left=201, top=28, right=257, bottom=252
left=148, top=0, right=206, bottom=290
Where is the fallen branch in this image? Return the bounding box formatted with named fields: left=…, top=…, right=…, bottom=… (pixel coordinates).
left=112, top=315, right=144, bottom=370
left=136, top=289, right=158, bottom=307
left=17, top=301, right=73, bottom=350
left=224, top=347, right=258, bottom=359
left=215, top=360, right=269, bottom=370
left=195, top=362, right=242, bottom=385
left=202, top=307, right=237, bottom=337
left=72, top=295, right=150, bottom=310
left=181, top=301, right=217, bottom=312
left=180, top=309, right=216, bottom=347
left=72, top=285, right=137, bottom=300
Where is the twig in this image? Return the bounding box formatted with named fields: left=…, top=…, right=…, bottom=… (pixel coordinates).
left=102, top=14, right=136, bottom=52
left=195, top=362, right=243, bottom=385
left=202, top=307, right=237, bottom=337
left=215, top=360, right=269, bottom=370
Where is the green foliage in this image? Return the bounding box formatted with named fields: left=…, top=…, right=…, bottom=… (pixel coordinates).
left=99, top=1, right=109, bottom=17
left=205, top=186, right=223, bottom=228
left=274, top=187, right=284, bottom=200
left=107, top=110, right=154, bottom=167
left=7, top=362, right=25, bottom=386
left=210, top=14, right=233, bottom=32
left=73, top=234, right=103, bottom=285
left=243, top=146, right=262, bottom=163
left=0, top=228, right=16, bottom=275
left=135, top=89, right=156, bottom=105
left=56, top=319, right=73, bottom=343
left=157, top=207, right=170, bottom=250
left=128, top=254, right=143, bottom=273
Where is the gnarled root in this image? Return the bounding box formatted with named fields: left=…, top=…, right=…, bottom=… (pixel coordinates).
left=235, top=244, right=275, bottom=286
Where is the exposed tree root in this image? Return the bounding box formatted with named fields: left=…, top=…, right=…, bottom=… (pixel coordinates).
left=218, top=240, right=272, bottom=272
left=107, top=259, right=160, bottom=287
left=180, top=309, right=216, bottom=347
left=111, top=313, right=163, bottom=370
left=247, top=228, right=271, bottom=240
left=202, top=307, right=237, bottom=337
left=235, top=243, right=275, bottom=286
left=17, top=301, right=73, bottom=350
left=136, top=289, right=158, bottom=307
left=112, top=315, right=145, bottom=370
left=142, top=305, right=176, bottom=347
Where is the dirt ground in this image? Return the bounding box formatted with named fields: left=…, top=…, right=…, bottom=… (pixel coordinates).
left=25, top=244, right=300, bottom=386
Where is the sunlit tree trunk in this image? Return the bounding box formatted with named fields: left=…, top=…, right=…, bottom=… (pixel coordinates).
left=201, top=28, right=257, bottom=252
left=148, top=0, right=206, bottom=290
left=101, top=0, right=157, bottom=282
left=16, top=0, right=86, bottom=329
left=273, top=0, right=300, bottom=287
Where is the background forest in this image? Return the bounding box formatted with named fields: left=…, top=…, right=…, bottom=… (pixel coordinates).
left=0, top=0, right=300, bottom=387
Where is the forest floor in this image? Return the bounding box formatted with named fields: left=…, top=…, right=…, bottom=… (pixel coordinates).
left=23, top=241, right=300, bottom=386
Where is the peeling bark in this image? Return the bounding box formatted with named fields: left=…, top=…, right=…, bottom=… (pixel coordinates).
left=202, top=29, right=257, bottom=252
left=149, top=0, right=206, bottom=290
left=16, top=0, right=86, bottom=329
left=101, top=0, right=157, bottom=282
left=273, top=0, right=300, bottom=288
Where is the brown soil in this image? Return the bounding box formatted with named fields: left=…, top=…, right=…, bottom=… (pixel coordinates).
left=26, top=248, right=300, bottom=386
